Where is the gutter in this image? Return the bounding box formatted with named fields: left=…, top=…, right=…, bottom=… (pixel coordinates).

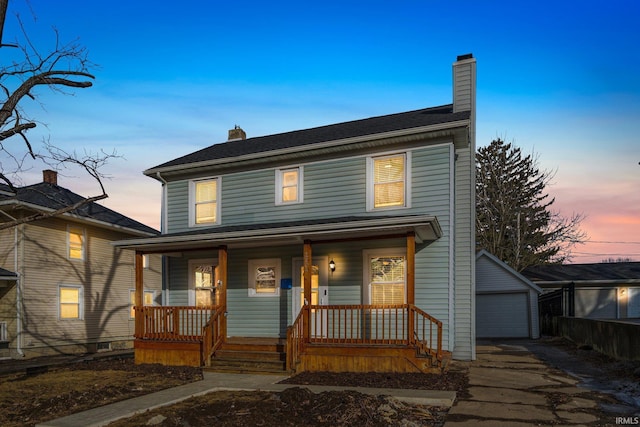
left=534, top=279, right=640, bottom=286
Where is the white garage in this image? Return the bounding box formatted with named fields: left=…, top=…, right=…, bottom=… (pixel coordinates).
left=476, top=250, right=543, bottom=339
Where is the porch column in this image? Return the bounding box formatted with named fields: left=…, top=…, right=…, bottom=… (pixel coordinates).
left=406, top=232, right=416, bottom=344
left=406, top=232, right=415, bottom=305
left=303, top=239, right=312, bottom=342
left=218, top=245, right=228, bottom=344
left=134, top=251, right=144, bottom=339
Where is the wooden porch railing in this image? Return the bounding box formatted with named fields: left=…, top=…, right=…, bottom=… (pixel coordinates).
left=286, top=304, right=443, bottom=370
left=134, top=306, right=217, bottom=342
left=286, top=307, right=305, bottom=371
left=201, top=309, right=224, bottom=367
left=410, top=305, right=443, bottom=361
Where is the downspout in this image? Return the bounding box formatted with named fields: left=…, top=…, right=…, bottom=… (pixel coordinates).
left=156, top=172, right=168, bottom=306
left=15, top=224, right=23, bottom=357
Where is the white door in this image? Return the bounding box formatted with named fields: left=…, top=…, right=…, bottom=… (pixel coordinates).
left=292, top=257, right=328, bottom=337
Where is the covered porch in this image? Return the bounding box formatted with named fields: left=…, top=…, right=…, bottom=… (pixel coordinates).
left=124, top=215, right=451, bottom=373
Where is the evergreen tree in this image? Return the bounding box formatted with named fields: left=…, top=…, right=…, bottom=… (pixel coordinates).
left=476, top=139, right=585, bottom=271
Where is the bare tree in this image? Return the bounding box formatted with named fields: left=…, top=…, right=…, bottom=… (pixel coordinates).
left=0, top=0, right=116, bottom=229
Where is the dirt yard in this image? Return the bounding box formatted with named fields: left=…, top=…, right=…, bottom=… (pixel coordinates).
left=1, top=338, right=638, bottom=427
left=0, top=357, right=466, bottom=427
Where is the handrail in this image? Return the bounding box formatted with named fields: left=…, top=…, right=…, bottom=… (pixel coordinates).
left=286, top=306, right=306, bottom=372
left=202, top=309, right=224, bottom=367
left=410, top=304, right=443, bottom=361
left=134, top=306, right=217, bottom=342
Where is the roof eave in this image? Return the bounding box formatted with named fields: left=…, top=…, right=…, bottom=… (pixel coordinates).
left=0, top=201, right=157, bottom=237
left=144, top=120, right=471, bottom=178
left=113, top=215, right=442, bottom=252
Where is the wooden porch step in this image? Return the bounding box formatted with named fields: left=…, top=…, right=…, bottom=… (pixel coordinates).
left=205, top=337, right=287, bottom=374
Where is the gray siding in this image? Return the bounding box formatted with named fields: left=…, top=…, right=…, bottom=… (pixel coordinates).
left=454, top=147, right=474, bottom=360
left=162, top=142, right=467, bottom=355
left=165, top=145, right=452, bottom=234
left=476, top=253, right=540, bottom=339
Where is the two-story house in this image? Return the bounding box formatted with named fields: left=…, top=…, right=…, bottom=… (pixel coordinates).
left=0, top=171, right=161, bottom=358
left=117, top=54, right=477, bottom=372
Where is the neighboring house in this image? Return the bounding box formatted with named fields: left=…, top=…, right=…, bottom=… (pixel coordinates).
left=475, top=250, right=542, bottom=339
left=0, top=170, right=161, bottom=358
left=523, top=262, right=640, bottom=320
left=115, top=54, right=477, bottom=372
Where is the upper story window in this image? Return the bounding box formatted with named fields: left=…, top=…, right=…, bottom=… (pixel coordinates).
left=367, top=152, right=411, bottom=211
left=68, top=226, right=85, bottom=260
left=189, top=177, right=220, bottom=226
left=276, top=167, right=303, bottom=205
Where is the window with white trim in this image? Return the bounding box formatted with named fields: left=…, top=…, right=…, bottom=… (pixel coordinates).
left=364, top=249, right=407, bottom=305
left=129, top=289, right=156, bottom=319
left=59, top=285, right=83, bottom=320
left=189, top=177, right=220, bottom=226
left=68, top=226, right=85, bottom=260
left=276, top=167, right=303, bottom=205
left=248, top=258, right=281, bottom=297
left=366, top=153, right=410, bottom=210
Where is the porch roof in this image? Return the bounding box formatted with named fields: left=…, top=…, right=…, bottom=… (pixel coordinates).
left=113, top=215, right=441, bottom=252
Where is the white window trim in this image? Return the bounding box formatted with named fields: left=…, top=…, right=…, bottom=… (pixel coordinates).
left=275, top=166, right=304, bottom=205
left=362, top=248, right=407, bottom=305
left=248, top=258, right=281, bottom=297
left=58, top=284, right=84, bottom=320
left=366, top=151, right=411, bottom=212
left=67, top=225, right=86, bottom=261
left=188, top=258, right=217, bottom=306
left=188, top=177, right=221, bottom=227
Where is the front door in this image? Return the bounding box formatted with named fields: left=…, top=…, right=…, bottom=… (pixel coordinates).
left=292, top=257, right=328, bottom=337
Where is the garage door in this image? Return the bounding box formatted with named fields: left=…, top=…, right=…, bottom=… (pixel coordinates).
left=477, top=293, right=529, bottom=338
left=575, top=288, right=617, bottom=319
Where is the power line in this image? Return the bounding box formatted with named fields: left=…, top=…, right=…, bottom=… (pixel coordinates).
left=586, top=240, right=640, bottom=245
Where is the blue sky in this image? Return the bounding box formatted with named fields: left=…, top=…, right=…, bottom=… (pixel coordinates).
left=4, top=0, right=640, bottom=262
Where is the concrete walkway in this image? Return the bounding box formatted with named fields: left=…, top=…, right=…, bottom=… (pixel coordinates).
left=36, top=371, right=455, bottom=427
left=445, top=342, right=631, bottom=426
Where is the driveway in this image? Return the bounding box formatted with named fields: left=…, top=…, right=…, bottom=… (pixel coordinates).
left=445, top=339, right=640, bottom=426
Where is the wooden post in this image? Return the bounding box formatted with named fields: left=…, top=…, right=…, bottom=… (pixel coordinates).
left=303, top=240, right=312, bottom=342
left=134, top=251, right=144, bottom=339
left=406, top=232, right=416, bottom=344
left=218, top=246, right=228, bottom=343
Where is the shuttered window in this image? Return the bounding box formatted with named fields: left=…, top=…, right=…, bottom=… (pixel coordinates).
left=369, top=256, right=406, bottom=305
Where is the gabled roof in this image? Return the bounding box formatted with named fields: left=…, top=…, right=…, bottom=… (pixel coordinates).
left=146, top=104, right=470, bottom=174
left=0, top=182, right=158, bottom=237
left=522, top=262, right=640, bottom=284
left=476, top=250, right=543, bottom=294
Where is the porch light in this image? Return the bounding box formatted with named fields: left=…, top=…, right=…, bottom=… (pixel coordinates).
left=329, top=259, right=336, bottom=272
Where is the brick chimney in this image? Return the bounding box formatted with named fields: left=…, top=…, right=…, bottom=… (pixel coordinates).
left=228, top=125, right=247, bottom=141
left=43, top=169, right=58, bottom=185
